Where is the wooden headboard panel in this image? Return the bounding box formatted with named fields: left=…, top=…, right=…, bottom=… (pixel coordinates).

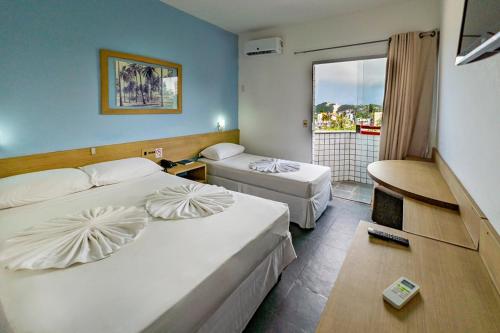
left=0, top=129, right=239, bottom=178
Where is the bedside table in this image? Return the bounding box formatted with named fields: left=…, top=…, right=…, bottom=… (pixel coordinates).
left=165, top=162, right=207, bottom=183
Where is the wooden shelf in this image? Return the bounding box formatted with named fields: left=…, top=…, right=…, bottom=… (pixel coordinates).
left=403, top=197, right=476, bottom=249
left=166, top=161, right=207, bottom=183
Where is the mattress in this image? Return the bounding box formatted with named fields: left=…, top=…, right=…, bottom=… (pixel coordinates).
left=0, top=171, right=292, bottom=333
left=199, top=153, right=331, bottom=198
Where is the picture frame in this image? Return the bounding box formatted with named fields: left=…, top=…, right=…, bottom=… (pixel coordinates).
left=100, top=49, right=182, bottom=114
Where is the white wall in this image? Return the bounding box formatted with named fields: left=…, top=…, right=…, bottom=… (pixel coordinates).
left=238, top=0, right=440, bottom=163
left=437, top=0, right=500, bottom=232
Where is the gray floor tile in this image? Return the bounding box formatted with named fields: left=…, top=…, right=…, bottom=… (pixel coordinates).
left=270, top=318, right=308, bottom=333
left=300, top=258, right=341, bottom=297
left=332, top=181, right=373, bottom=204
left=258, top=273, right=297, bottom=311
left=243, top=305, right=278, bottom=332
left=273, top=281, right=327, bottom=332
left=322, top=228, right=356, bottom=250
left=244, top=197, right=372, bottom=333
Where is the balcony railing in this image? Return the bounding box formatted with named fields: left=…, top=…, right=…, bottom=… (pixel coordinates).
left=313, top=131, right=380, bottom=184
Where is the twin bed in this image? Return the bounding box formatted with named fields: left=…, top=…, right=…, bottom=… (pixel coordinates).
left=199, top=147, right=332, bottom=229
left=0, top=142, right=332, bottom=333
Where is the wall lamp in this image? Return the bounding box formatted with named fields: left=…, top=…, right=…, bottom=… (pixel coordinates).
left=217, top=118, right=225, bottom=132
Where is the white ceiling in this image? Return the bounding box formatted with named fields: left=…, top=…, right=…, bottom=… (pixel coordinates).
left=161, top=0, right=410, bottom=33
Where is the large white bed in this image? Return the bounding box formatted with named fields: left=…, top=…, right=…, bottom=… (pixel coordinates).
left=0, top=171, right=296, bottom=333
left=199, top=153, right=332, bottom=229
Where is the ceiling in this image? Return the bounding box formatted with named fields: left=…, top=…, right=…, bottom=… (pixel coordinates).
left=161, top=0, right=409, bottom=33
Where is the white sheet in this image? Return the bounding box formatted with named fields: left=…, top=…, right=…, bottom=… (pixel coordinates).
left=0, top=171, right=292, bottom=333
left=207, top=175, right=331, bottom=229
left=200, top=153, right=331, bottom=198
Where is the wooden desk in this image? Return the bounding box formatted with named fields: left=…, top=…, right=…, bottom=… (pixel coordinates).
left=316, top=222, right=500, bottom=333
left=166, top=162, right=207, bottom=183
left=403, top=198, right=476, bottom=249
left=368, top=160, right=458, bottom=210
left=368, top=160, right=477, bottom=249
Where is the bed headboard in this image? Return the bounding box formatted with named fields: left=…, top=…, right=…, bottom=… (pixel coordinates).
left=0, top=129, right=239, bottom=178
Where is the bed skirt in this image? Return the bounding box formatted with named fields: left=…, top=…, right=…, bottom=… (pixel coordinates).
left=197, top=233, right=296, bottom=333
left=207, top=175, right=332, bottom=229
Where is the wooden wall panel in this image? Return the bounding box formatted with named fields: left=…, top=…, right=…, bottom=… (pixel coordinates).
left=0, top=130, right=239, bottom=178
left=434, top=150, right=484, bottom=247
left=480, top=220, right=500, bottom=294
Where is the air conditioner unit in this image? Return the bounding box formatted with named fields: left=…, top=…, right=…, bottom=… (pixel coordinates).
left=244, top=37, right=283, bottom=56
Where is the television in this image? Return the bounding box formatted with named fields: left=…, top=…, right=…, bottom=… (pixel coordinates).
left=456, top=0, right=500, bottom=65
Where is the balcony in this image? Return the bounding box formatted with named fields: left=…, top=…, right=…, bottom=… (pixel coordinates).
left=313, top=127, right=380, bottom=185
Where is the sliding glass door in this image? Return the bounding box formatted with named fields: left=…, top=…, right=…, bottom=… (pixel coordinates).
left=312, top=57, right=386, bottom=184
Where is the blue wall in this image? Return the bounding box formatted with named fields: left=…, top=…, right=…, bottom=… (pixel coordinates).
left=0, top=0, right=238, bottom=157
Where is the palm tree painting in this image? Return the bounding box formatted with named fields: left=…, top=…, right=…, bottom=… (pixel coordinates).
left=101, top=49, right=182, bottom=114
left=113, top=59, right=178, bottom=108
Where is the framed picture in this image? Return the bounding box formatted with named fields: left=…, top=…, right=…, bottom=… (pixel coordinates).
left=100, top=49, right=182, bottom=114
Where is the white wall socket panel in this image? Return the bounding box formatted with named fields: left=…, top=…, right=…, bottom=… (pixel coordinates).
left=142, top=147, right=163, bottom=160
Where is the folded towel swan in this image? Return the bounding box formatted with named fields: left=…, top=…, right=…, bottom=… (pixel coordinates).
left=249, top=158, right=301, bottom=173
left=0, top=206, right=148, bottom=270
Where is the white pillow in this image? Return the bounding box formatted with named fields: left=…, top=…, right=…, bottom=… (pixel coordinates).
left=0, top=168, right=93, bottom=209
left=80, top=157, right=163, bottom=186
left=200, top=143, right=245, bottom=160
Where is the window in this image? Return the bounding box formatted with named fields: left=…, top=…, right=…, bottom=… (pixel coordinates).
left=313, top=57, right=387, bottom=132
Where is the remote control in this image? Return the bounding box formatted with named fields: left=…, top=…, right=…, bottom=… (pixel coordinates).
left=383, top=277, right=420, bottom=309
left=367, top=227, right=409, bottom=247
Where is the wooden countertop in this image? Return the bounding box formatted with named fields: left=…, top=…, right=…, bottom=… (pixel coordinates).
left=368, top=160, right=458, bottom=210
left=316, top=221, right=500, bottom=333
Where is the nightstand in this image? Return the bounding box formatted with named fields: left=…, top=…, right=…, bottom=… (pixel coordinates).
left=165, top=162, right=207, bottom=183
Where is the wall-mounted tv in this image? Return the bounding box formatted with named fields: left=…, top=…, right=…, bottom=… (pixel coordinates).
left=456, top=0, right=500, bottom=65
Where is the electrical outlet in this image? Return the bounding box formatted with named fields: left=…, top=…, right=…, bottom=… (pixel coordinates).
left=142, top=148, right=163, bottom=160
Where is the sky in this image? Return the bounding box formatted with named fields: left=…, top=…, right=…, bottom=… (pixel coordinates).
left=314, top=57, right=386, bottom=106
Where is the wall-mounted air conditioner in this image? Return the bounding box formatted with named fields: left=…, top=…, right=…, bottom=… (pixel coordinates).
left=244, top=37, right=283, bottom=56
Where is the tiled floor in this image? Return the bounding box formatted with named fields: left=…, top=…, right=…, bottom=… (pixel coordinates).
left=331, top=181, right=373, bottom=204
left=244, top=197, right=373, bottom=333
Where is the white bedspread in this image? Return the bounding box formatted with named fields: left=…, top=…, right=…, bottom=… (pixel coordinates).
left=0, top=172, right=291, bottom=333
left=200, top=153, right=331, bottom=198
